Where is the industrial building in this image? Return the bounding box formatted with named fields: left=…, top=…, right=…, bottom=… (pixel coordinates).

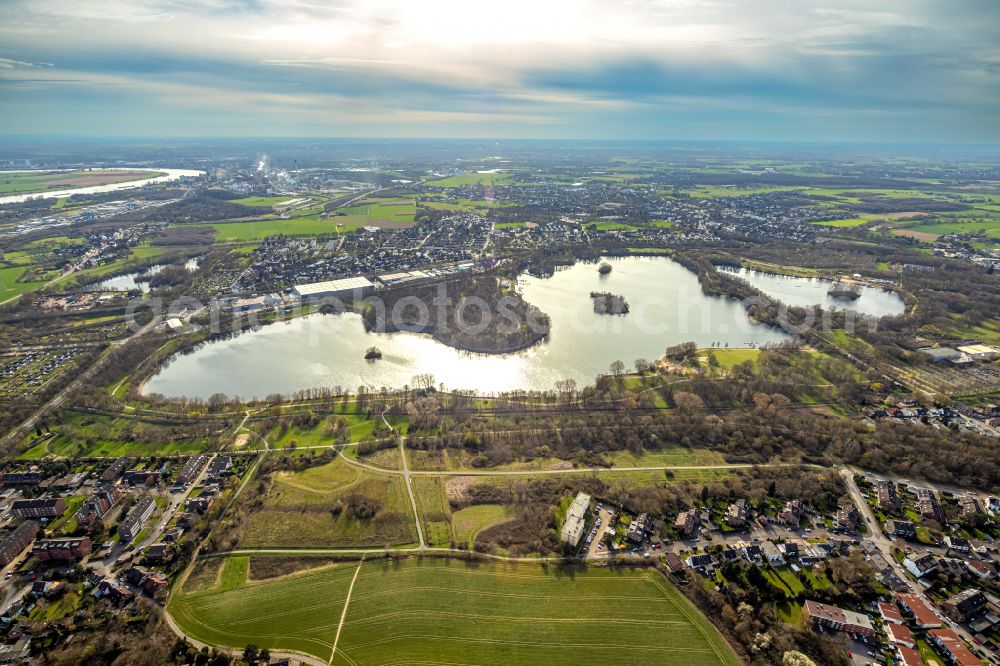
left=560, top=492, right=591, bottom=547
left=920, top=347, right=962, bottom=363
left=293, top=276, right=375, bottom=301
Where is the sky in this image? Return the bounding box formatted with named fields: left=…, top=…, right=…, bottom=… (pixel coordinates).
left=0, top=0, right=997, bottom=141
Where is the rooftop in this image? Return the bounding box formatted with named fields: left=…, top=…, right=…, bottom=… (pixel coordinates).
left=293, top=276, right=374, bottom=296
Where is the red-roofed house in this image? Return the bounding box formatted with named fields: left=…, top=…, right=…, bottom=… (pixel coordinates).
left=886, top=622, right=915, bottom=649
left=896, top=645, right=922, bottom=666
left=801, top=600, right=874, bottom=638
left=896, top=593, right=942, bottom=629
left=879, top=601, right=904, bottom=625
left=927, top=628, right=980, bottom=666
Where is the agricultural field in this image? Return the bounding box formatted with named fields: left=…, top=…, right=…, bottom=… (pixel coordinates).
left=812, top=216, right=872, bottom=228
left=902, top=215, right=1000, bottom=240
left=427, top=172, right=512, bottom=187
left=340, top=197, right=417, bottom=225
left=681, top=185, right=806, bottom=198
left=420, top=196, right=513, bottom=213
left=0, top=169, right=160, bottom=195
left=208, top=214, right=367, bottom=242
left=241, top=457, right=417, bottom=548
left=229, top=196, right=292, bottom=208
left=170, top=557, right=739, bottom=666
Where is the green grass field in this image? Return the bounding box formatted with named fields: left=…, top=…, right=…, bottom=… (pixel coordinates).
left=241, top=458, right=417, bottom=548
left=451, top=504, right=514, bottom=546
left=208, top=215, right=369, bottom=242
left=812, top=217, right=871, bottom=228
left=0, top=265, right=47, bottom=303
left=230, top=196, right=292, bottom=208
left=427, top=172, right=512, bottom=187
left=905, top=217, right=1000, bottom=238
left=702, top=348, right=761, bottom=369
left=588, top=221, right=638, bottom=231
left=171, top=557, right=739, bottom=665
left=0, top=169, right=159, bottom=195
left=340, top=198, right=417, bottom=224
left=17, top=410, right=209, bottom=459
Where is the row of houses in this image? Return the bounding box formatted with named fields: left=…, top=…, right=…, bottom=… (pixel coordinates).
left=917, top=488, right=943, bottom=522
left=0, top=521, right=38, bottom=568
left=804, top=593, right=982, bottom=666
left=118, top=496, right=155, bottom=544
left=76, top=484, right=125, bottom=528
left=31, top=537, right=92, bottom=562
left=679, top=537, right=854, bottom=574
left=175, top=455, right=209, bottom=486
left=9, top=498, right=66, bottom=520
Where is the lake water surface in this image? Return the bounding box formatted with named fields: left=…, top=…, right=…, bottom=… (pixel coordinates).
left=143, top=256, right=903, bottom=399
left=91, top=257, right=200, bottom=293
left=719, top=266, right=905, bottom=318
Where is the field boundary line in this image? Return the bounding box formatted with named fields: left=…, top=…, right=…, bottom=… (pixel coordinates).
left=330, top=557, right=364, bottom=666
left=647, top=573, right=739, bottom=666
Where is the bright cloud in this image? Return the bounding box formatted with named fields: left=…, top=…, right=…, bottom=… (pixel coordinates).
left=0, top=0, right=996, bottom=139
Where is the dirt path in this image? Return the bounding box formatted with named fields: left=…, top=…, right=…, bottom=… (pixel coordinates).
left=330, top=558, right=364, bottom=665
left=381, top=407, right=425, bottom=549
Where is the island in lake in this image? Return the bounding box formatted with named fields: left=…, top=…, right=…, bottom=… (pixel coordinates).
left=361, top=275, right=551, bottom=353
left=590, top=291, right=629, bottom=315
left=598, top=261, right=613, bottom=275
left=364, top=346, right=383, bottom=360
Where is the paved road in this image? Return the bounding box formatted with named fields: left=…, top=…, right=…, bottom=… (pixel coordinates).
left=136, top=455, right=216, bottom=554
left=0, top=582, right=31, bottom=618
left=840, top=467, right=985, bottom=658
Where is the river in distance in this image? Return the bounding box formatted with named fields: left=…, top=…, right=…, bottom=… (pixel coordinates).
left=0, top=168, right=204, bottom=204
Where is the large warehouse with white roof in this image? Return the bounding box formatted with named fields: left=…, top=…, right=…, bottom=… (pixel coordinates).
left=292, top=276, right=375, bottom=301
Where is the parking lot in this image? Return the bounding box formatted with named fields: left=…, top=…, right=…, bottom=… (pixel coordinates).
left=582, top=503, right=663, bottom=560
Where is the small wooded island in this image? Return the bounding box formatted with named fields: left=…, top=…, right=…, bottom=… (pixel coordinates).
left=364, top=346, right=382, bottom=360
left=590, top=291, right=629, bottom=315
left=597, top=261, right=613, bottom=275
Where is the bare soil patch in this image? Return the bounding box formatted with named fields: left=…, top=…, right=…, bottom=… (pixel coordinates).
left=891, top=228, right=939, bottom=241
left=445, top=476, right=475, bottom=502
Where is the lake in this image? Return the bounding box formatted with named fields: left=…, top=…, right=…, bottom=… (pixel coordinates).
left=142, top=256, right=900, bottom=399
left=91, top=257, right=200, bottom=293
left=719, top=266, right=905, bottom=318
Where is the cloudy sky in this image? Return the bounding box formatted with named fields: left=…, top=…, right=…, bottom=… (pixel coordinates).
left=0, top=0, right=997, bottom=140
